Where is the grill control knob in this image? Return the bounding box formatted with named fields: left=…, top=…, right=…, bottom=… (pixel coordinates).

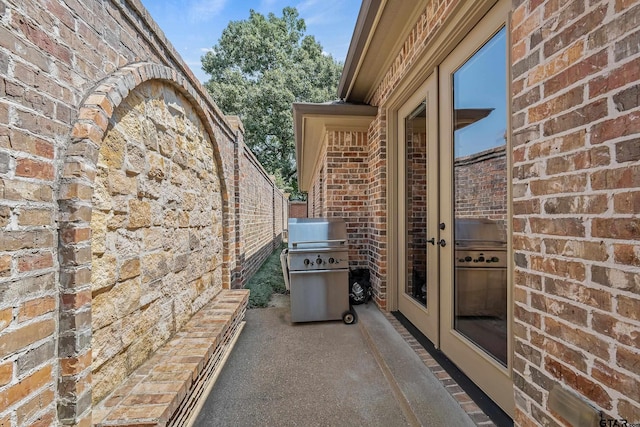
left=478, top=256, right=485, bottom=262
left=316, top=258, right=323, bottom=265
left=328, top=257, right=335, bottom=264
left=304, top=259, right=310, bottom=266
left=491, top=256, right=499, bottom=263
left=464, top=256, right=472, bottom=262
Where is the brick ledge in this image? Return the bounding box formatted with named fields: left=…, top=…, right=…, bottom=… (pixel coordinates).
left=93, top=289, right=250, bottom=426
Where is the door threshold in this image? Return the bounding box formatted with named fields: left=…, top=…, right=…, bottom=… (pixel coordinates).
left=392, top=311, right=513, bottom=427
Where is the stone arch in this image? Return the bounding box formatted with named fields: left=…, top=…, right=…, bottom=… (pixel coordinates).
left=56, top=62, right=232, bottom=424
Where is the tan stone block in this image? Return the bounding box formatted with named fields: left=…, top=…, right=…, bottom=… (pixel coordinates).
left=92, top=352, right=128, bottom=405
left=182, top=192, right=196, bottom=211
left=92, top=181, right=111, bottom=212
left=107, top=213, right=127, bottom=230
left=120, top=258, right=140, bottom=281
left=143, top=227, right=164, bottom=251
left=90, top=211, right=107, bottom=255
left=148, top=152, right=165, bottom=181
left=91, top=321, right=123, bottom=370
left=128, top=199, right=151, bottom=229
left=142, top=252, right=169, bottom=282
left=179, top=211, right=189, bottom=228
left=91, top=253, right=117, bottom=293
left=158, top=132, right=175, bottom=157
left=125, top=143, right=145, bottom=176
left=99, top=128, right=126, bottom=170
left=108, top=171, right=136, bottom=195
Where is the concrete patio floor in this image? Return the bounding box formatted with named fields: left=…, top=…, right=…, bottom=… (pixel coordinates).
left=192, top=297, right=492, bottom=426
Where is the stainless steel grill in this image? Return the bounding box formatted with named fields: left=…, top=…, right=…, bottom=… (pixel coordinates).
left=285, top=218, right=354, bottom=323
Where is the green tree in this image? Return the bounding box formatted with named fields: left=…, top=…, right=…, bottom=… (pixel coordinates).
left=202, top=7, right=342, bottom=196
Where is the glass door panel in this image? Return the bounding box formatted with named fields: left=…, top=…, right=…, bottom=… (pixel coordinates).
left=438, top=1, right=513, bottom=415
left=405, top=102, right=428, bottom=306
left=452, top=26, right=508, bottom=366
left=397, top=74, right=439, bottom=345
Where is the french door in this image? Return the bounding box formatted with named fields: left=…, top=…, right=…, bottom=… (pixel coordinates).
left=396, top=1, right=514, bottom=416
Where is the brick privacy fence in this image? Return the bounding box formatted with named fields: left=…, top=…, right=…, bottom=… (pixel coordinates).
left=0, top=0, right=287, bottom=425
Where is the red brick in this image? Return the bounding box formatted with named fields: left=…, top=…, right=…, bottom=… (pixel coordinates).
left=544, top=317, right=610, bottom=359
left=60, top=350, right=92, bottom=376
left=0, top=361, right=12, bottom=386
left=592, top=312, right=640, bottom=348
left=591, top=164, right=640, bottom=190
left=614, top=191, right=640, bottom=213
left=0, top=307, right=12, bottom=332
left=16, top=388, right=54, bottom=426
left=59, top=227, right=91, bottom=244
left=593, top=218, right=640, bottom=240
left=530, top=174, right=587, bottom=196
left=8, top=130, right=54, bottom=159
left=544, top=278, right=612, bottom=311
left=0, top=255, right=11, bottom=277
left=60, top=290, right=91, bottom=310
left=591, top=110, right=640, bottom=145
left=528, top=86, right=583, bottom=123
left=18, top=296, right=55, bottom=322
left=590, top=59, right=640, bottom=99
left=15, top=158, right=53, bottom=180
left=614, top=244, right=640, bottom=267
left=17, top=252, right=53, bottom=272
left=0, top=319, right=55, bottom=356
left=544, top=356, right=612, bottom=410
left=616, top=346, right=640, bottom=376
left=0, top=365, right=52, bottom=409
left=544, top=50, right=608, bottom=97
left=592, top=360, right=640, bottom=403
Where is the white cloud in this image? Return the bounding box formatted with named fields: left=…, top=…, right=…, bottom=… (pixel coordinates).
left=188, top=0, right=228, bottom=22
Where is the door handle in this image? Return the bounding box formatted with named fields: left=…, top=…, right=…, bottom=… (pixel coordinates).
left=438, top=239, right=446, bottom=247
left=427, top=238, right=435, bottom=245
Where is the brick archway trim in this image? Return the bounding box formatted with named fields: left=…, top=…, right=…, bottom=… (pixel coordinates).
left=56, top=62, right=231, bottom=425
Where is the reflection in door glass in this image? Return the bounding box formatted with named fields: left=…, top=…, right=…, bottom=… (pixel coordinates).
left=405, top=102, right=428, bottom=306
left=452, top=27, right=508, bottom=366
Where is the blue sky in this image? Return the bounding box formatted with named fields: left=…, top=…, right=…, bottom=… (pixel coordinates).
left=140, top=0, right=361, bottom=82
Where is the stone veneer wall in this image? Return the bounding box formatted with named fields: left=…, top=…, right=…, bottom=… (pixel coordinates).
left=0, top=0, right=288, bottom=424
left=90, top=80, right=225, bottom=403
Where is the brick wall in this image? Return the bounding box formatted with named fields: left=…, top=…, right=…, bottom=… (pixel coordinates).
left=511, top=0, right=640, bottom=424
left=0, top=0, right=288, bottom=424
left=324, top=131, right=370, bottom=268
left=306, top=0, right=638, bottom=424
left=288, top=201, right=307, bottom=218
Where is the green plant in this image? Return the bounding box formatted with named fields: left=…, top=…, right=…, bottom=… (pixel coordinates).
left=245, top=243, right=288, bottom=307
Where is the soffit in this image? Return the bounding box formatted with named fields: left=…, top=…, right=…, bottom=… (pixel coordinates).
left=293, top=102, right=377, bottom=192
left=338, top=0, right=428, bottom=103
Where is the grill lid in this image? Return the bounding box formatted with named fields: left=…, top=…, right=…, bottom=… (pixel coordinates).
left=288, top=218, right=347, bottom=249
